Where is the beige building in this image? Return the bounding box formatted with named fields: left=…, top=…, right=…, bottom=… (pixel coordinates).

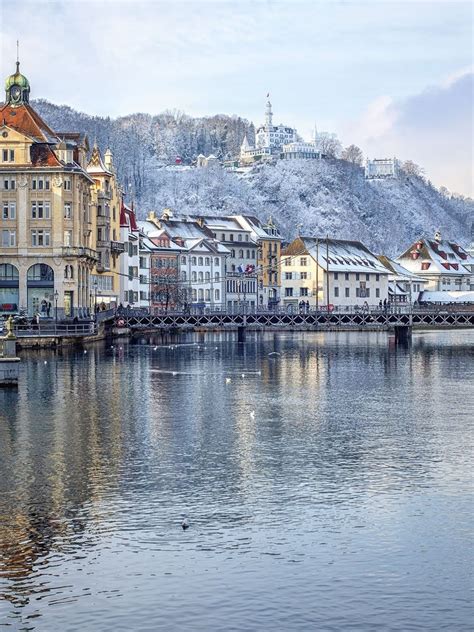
left=0, top=62, right=98, bottom=318
left=281, top=236, right=389, bottom=310
left=88, top=146, right=124, bottom=308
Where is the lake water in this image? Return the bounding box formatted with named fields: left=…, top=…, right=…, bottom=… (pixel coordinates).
left=0, top=330, right=473, bottom=631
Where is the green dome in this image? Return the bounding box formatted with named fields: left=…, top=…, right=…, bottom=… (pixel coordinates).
left=5, top=62, right=30, bottom=91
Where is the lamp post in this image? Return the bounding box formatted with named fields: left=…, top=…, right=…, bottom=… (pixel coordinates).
left=93, top=280, right=98, bottom=317
left=54, top=290, right=59, bottom=324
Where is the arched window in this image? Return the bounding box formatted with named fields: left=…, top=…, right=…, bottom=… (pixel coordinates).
left=198, top=289, right=204, bottom=300
left=246, top=250, right=250, bottom=258
left=239, top=249, right=244, bottom=258
left=205, top=257, right=210, bottom=266
left=192, top=271, right=197, bottom=282
left=181, top=256, right=187, bottom=264
left=198, top=271, right=203, bottom=282
left=214, top=272, right=219, bottom=281
left=215, top=289, right=220, bottom=301
left=231, top=249, right=235, bottom=257
left=27, top=264, right=54, bottom=281
left=192, top=256, right=197, bottom=265
left=238, top=234, right=242, bottom=242
left=0, top=264, right=19, bottom=280
left=205, top=289, right=210, bottom=301
left=181, top=271, right=187, bottom=281
left=192, top=289, right=197, bottom=301
left=198, top=257, right=203, bottom=266
left=214, top=258, right=219, bottom=266
left=205, top=271, right=210, bottom=281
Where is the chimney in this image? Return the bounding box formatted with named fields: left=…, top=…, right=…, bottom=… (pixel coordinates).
left=434, top=229, right=442, bottom=243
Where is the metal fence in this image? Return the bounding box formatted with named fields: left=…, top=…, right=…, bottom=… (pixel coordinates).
left=12, top=322, right=97, bottom=337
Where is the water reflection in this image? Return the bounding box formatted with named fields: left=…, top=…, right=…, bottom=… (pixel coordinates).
left=0, top=330, right=472, bottom=630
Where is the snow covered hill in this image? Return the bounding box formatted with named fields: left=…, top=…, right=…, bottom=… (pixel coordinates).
left=34, top=100, right=472, bottom=255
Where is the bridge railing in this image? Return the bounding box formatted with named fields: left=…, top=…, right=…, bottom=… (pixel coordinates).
left=12, top=321, right=97, bottom=337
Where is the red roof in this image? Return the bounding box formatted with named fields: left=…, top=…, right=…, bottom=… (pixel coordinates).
left=120, top=200, right=138, bottom=230
left=0, top=103, right=59, bottom=143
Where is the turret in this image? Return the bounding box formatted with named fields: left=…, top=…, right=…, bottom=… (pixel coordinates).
left=5, top=61, right=30, bottom=106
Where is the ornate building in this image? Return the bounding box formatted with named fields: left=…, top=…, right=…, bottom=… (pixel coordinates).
left=88, top=146, right=124, bottom=307
left=240, top=97, right=297, bottom=164
left=0, top=62, right=97, bottom=317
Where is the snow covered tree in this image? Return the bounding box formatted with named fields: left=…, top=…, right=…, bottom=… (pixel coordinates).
left=341, top=144, right=363, bottom=166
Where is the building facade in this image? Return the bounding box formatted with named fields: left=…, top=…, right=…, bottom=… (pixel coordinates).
left=0, top=62, right=96, bottom=318
left=365, top=158, right=399, bottom=179
left=396, top=233, right=474, bottom=292
left=281, top=237, right=389, bottom=309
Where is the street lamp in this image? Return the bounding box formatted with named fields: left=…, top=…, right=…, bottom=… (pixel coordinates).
left=54, top=290, right=59, bottom=324
left=93, top=280, right=98, bottom=317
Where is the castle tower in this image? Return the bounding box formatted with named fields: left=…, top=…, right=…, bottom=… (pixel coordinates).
left=265, top=95, right=273, bottom=129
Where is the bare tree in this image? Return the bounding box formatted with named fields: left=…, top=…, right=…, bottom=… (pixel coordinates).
left=401, top=160, right=425, bottom=178
left=317, top=134, right=342, bottom=158
left=342, top=144, right=363, bottom=166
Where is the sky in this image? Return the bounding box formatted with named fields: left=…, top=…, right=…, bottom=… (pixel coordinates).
left=0, top=0, right=472, bottom=195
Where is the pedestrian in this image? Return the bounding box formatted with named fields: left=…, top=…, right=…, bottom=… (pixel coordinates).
left=383, top=298, right=387, bottom=310
left=46, top=301, right=51, bottom=318
left=306, top=300, right=310, bottom=313
left=41, top=299, right=47, bottom=315
left=379, top=300, right=382, bottom=309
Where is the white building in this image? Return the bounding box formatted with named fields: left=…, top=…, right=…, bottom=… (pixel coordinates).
left=193, top=216, right=258, bottom=310
left=119, top=202, right=140, bottom=305
left=396, top=232, right=474, bottom=292
left=378, top=255, right=426, bottom=303
left=365, top=158, right=399, bottom=179
left=240, top=97, right=297, bottom=164
left=281, top=236, right=389, bottom=309
left=281, top=141, right=323, bottom=160
left=138, top=235, right=153, bottom=309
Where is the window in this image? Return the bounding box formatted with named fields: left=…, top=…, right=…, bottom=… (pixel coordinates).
left=198, top=289, right=204, bottom=300
left=192, top=289, right=197, bottom=301
left=245, top=235, right=249, bottom=242
left=300, top=271, right=307, bottom=280
left=32, top=176, right=50, bottom=190
left=366, top=274, right=370, bottom=281
left=300, top=257, right=307, bottom=266
left=239, top=249, right=243, bottom=258
left=345, top=287, right=350, bottom=298
left=215, top=289, right=220, bottom=301
left=205, top=257, right=210, bottom=266
left=345, top=272, right=349, bottom=281
left=285, top=272, right=292, bottom=280
left=198, top=257, right=203, bottom=266
left=64, top=230, right=72, bottom=246
left=246, top=250, right=250, bottom=258
left=230, top=234, right=234, bottom=241
left=300, top=287, right=308, bottom=296
left=1, top=230, right=16, bottom=247
left=2, top=201, right=15, bottom=220
left=64, top=177, right=72, bottom=191
left=376, top=288, right=380, bottom=298
left=181, top=271, right=187, bottom=281
left=181, top=256, right=187, bottom=264
left=31, top=230, right=50, bottom=246
left=2, top=177, right=15, bottom=190
left=64, top=265, right=74, bottom=279
left=334, top=287, right=339, bottom=297
left=376, top=274, right=380, bottom=281
left=334, top=272, right=339, bottom=280
left=221, top=234, right=225, bottom=241
left=205, top=289, right=211, bottom=301
left=238, top=234, right=242, bottom=241
left=64, top=202, right=72, bottom=219
left=198, top=271, right=203, bottom=282
left=285, top=287, right=293, bottom=297
left=356, top=273, right=360, bottom=281
left=205, top=271, right=210, bottom=281
left=214, top=272, right=219, bottom=281
left=214, top=257, right=219, bottom=266
left=31, top=201, right=51, bottom=219
left=285, top=258, right=291, bottom=266
left=231, top=249, right=235, bottom=257
left=192, top=257, right=197, bottom=265
left=2, top=149, right=14, bottom=162
left=192, top=271, right=197, bottom=282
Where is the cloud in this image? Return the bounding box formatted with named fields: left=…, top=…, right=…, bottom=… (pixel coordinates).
left=345, top=71, right=474, bottom=196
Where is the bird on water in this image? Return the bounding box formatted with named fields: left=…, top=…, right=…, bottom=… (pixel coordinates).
left=182, top=517, right=189, bottom=530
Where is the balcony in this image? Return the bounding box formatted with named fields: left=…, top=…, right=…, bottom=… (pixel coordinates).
left=111, top=241, right=125, bottom=254
left=96, top=262, right=110, bottom=273
left=97, top=189, right=112, bottom=200
left=96, top=239, right=110, bottom=249
left=97, top=214, right=110, bottom=227
left=61, top=246, right=99, bottom=262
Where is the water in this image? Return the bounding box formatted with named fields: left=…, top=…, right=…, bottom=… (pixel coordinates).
left=0, top=330, right=472, bottom=631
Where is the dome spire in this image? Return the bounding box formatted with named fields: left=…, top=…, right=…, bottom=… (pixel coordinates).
left=5, top=46, right=30, bottom=106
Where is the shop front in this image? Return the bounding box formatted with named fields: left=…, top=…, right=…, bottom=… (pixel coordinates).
left=27, top=264, right=54, bottom=317
left=0, top=264, right=19, bottom=314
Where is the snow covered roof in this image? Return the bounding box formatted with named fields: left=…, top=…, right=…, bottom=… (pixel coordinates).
left=232, top=215, right=280, bottom=240
left=284, top=237, right=389, bottom=274
left=419, top=291, right=474, bottom=303
left=397, top=236, right=473, bottom=276
left=378, top=255, right=426, bottom=282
